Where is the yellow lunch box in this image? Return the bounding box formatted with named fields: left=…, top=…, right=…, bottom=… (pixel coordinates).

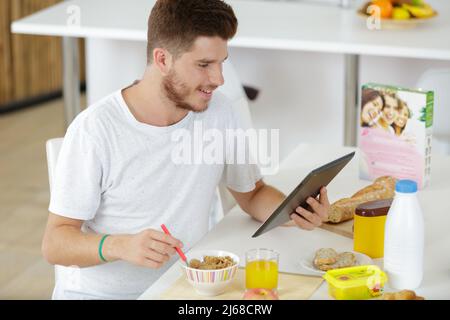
left=323, top=265, right=387, bottom=300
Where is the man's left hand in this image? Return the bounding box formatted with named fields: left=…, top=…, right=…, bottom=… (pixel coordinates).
left=289, top=187, right=330, bottom=230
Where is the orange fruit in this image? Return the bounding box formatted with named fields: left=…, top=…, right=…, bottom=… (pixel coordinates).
left=370, top=0, right=393, bottom=19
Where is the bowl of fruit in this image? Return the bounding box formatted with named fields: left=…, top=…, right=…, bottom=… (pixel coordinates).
left=358, top=0, right=438, bottom=30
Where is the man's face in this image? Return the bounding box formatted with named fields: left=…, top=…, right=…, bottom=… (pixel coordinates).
left=382, top=95, right=399, bottom=125
left=162, top=36, right=228, bottom=113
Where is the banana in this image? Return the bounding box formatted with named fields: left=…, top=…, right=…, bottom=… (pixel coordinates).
left=391, top=0, right=423, bottom=5
left=402, top=3, right=435, bottom=18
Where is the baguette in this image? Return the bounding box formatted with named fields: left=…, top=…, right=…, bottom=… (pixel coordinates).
left=326, top=176, right=397, bottom=224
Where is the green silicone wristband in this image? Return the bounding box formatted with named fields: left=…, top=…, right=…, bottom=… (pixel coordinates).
left=99, top=234, right=110, bottom=263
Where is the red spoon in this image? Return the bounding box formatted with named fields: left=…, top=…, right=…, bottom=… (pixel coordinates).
left=160, top=224, right=188, bottom=266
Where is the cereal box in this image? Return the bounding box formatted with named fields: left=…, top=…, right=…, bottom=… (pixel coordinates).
left=359, top=83, right=434, bottom=189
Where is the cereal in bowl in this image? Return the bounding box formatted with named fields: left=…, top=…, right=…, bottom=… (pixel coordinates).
left=189, top=256, right=236, bottom=270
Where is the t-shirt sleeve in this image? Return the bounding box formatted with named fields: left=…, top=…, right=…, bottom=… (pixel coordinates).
left=222, top=103, right=263, bottom=193
left=48, top=122, right=103, bottom=221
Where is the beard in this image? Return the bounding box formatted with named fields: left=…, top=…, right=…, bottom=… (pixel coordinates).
left=162, top=70, right=209, bottom=113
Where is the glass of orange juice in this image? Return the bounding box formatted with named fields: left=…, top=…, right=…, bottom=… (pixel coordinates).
left=245, top=249, right=279, bottom=291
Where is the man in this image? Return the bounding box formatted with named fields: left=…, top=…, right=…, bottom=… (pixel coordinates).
left=43, top=0, right=330, bottom=300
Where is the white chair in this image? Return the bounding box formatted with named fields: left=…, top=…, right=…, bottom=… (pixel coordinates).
left=220, top=60, right=254, bottom=131
left=46, top=138, right=64, bottom=193
left=211, top=60, right=255, bottom=227
left=416, top=69, right=450, bottom=155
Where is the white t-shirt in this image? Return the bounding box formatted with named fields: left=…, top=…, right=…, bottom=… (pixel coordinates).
left=49, top=89, right=261, bottom=300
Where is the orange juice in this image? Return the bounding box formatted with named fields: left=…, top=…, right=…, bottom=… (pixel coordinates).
left=245, top=260, right=278, bottom=290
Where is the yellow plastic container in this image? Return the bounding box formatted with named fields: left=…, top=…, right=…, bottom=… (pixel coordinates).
left=354, top=199, right=392, bottom=259
left=323, top=265, right=387, bottom=300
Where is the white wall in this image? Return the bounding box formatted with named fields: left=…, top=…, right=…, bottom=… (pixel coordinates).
left=360, top=56, right=450, bottom=89
left=85, top=38, right=147, bottom=105
left=229, top=47, right=345, bottom=161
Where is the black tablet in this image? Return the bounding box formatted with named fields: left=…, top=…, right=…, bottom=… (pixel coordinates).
left=252, top=152, right=355, bottom=238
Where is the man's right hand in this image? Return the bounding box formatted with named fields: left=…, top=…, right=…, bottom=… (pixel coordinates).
left=105, top=229, right=184, bottom=269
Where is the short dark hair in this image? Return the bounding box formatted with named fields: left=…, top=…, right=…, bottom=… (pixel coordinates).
left=147, top=0, right=238, bottom=64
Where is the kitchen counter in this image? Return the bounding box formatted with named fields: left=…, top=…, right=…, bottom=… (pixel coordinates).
left=139, top=143, right=450, bottom=300
left=11, top=0, right=450, bottom=145
left=12, top=0, right=450, bottom=59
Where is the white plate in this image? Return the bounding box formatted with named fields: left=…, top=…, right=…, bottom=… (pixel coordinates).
left=299, top=251, right=373, bottom=275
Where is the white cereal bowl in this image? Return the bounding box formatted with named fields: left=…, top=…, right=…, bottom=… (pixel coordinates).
left=179, top=249, right=240, bottom=297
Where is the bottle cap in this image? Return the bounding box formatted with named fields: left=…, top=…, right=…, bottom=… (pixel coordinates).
left=395, top=180, right=418, bottom=193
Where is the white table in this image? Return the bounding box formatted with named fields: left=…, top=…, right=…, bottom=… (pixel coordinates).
left=11, top=0, right=450, bottom=145
left=139, top=143, right=450, bottom=300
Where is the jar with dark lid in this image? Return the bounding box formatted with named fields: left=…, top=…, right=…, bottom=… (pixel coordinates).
left=355, top=199, right=393, bottom=217
left=354, top=199, right=393, bottom=259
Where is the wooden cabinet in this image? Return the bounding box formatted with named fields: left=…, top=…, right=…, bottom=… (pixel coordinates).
left=0, top=0, right=13, bottom=107
left=0, top=0, right=85, bottom=110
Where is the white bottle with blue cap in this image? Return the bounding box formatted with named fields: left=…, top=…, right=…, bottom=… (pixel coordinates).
left=384, top=180, right=424, bottom=290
